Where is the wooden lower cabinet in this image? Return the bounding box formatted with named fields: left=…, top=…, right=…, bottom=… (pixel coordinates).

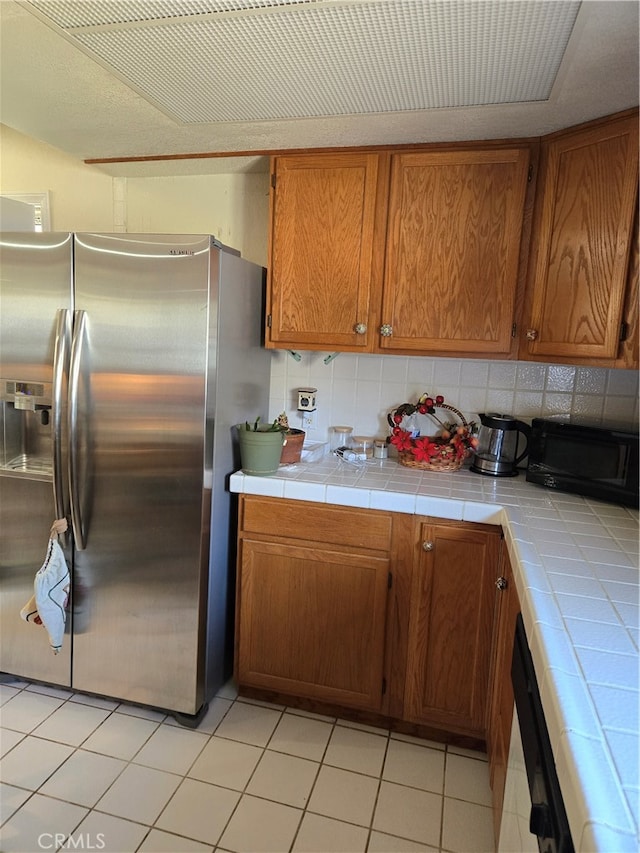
left=236, top=496, right=508, bottom=735
left=404, top=520, right=502, bottom=738
left=235, top=496, right=392, bottom=711
left=486, top=543, right=521, bottom=844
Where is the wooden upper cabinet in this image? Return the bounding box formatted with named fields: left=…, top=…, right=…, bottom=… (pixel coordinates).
left=266, top=152, right=384, bottom=351
left=523, top=112, right=639, bottom=363
left=380, top=148, right=530, bottom=354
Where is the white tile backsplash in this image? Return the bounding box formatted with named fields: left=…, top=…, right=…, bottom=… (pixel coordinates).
left=268, top=353, right=639, bottom=444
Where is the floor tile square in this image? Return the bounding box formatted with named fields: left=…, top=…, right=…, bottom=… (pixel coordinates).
left=307, top=765, right=378, bottom=826
left=155, top=778, right=240, bottom=845
left=82, top=712, right=159, bottom=759
left=292, top=812, right=368, bottom=852
left=0, top=690, right=63, bottom=732
left=133, top=723, right=209, bottom=775
left=445, top=752, right=492, bottom=806
left=383, top=738, right=445, bottom=793
left=188, top=735, right=262, bottom=789
left=95, top=763, right=180, bottom=824
left=368, top=831, right=438, bottom=852
left=138, top=828, right=214, bottom=852
left=214, top=700, right=281, bottom=746
left=0, top=792, right=87, bottom=853
left=0, top=728, right=24, bottom=758
left=441, top=797, right=495, bottom=852
left=39, top=748, right=126, bottom=806
left=324, top=725, right=388, bottom=777
left=373, top=781, right=442, bottom=848
left=0, top=684, right=20, bottom=706
left=32, top=700, right=111, bottom=746
left=218, top=793, right=302, bottom=853
left=247, top=750, right=319, bottom=807
left=0, top=735, right=73, bottom=790
left=268, top=712, right=333, bottom=761
left=0, top=784, right=30, bottom=825
left=71, top=810, right=148, bottom=853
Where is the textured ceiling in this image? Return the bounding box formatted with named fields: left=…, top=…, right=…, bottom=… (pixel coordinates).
left=0, top=0, right=638, bottom=176
left=25, top=0, right=581, bottom=123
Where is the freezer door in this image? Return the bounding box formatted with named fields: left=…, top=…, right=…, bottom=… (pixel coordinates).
left=0, top=233, right=73, bottom=684
left=71, top=234, right=213, bottom=714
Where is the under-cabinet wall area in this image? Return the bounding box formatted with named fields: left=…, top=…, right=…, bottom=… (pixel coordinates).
left=268, top=351, right=639, bottom=445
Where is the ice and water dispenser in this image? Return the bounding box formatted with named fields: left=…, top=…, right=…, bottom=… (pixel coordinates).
left=1, top=379, right=53, bottom=476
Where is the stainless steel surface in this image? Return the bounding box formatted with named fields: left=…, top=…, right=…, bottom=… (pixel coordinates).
left=470, top=413, right=531, bottom=477
left=0, top=232, right=73, bottom=685
left=52, top=308, right=71, bottom=523
left=67, top=309, right=88, bottom=551
left=0, top=232, right=269, bottom=717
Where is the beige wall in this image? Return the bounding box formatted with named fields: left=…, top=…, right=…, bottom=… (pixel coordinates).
left=0, top=125, right=270, bottom=264
left=125, top=173, right=270, bottom=266
left=0, top=124, right=114, bottom=231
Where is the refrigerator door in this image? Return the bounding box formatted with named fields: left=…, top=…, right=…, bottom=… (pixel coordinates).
left=0, top=233, right=73, bottom=684
left=71, top=234, right=213, bottom=714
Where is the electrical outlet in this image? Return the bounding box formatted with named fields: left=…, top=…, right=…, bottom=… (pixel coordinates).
left=302, top=411, right=315, bottom=429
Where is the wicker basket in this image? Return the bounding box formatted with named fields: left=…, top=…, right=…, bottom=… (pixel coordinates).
left=388, top=401, right=472, bottom=472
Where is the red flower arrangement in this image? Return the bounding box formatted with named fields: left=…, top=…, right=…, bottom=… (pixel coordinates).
left=387, top=393, right=478, bottom=471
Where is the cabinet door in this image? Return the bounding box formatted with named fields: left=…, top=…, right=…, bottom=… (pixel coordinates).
left=237, top=538, right=389, bottom=711
left=487, top=544, right=520, bottom=844
left=380, top=148, right=529, bottom=354
left=525, top=114, right=639, bottom=361
left=404, top=522, right=500, bottom=736
left=267, top=153, right=382, bottom=351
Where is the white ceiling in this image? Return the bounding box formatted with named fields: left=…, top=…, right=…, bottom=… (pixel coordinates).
left=0, top=0, right=638, bottom=177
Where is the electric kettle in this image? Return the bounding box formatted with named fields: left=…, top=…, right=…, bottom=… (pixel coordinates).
left=470, top=413, right=531, bottom=477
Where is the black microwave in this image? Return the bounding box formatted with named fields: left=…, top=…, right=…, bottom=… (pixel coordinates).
left=526, top=417, right=639, bottom=508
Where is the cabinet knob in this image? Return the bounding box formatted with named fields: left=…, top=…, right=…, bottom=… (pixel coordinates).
left=379, top=323, right=393, bottom=337
left=422, top=541, right=434, bottom=552
left=495, top=576, right=508, bottom=591
left=526, top=329, right=538, bottom=341
left=354, top=323, right=367, bottom=335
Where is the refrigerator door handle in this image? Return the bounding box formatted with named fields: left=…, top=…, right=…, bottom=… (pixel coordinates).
left=68, top=309, right=88, bottom=550
left=52, top=308, right=71, bottom=525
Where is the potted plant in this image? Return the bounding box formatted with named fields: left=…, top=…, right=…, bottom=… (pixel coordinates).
left=237, top=416, right=287, bottom=476
left=274, top=413, right=305, bottom=464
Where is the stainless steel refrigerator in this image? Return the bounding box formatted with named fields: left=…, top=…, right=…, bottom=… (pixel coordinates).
left=0, top=232, right=269, bottom=723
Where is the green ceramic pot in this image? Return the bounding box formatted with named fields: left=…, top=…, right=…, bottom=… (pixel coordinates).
left=237, top=426, right=285, bottom=476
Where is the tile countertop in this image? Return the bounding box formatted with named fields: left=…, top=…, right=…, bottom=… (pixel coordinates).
left=230, top=455, right=640, bottom=852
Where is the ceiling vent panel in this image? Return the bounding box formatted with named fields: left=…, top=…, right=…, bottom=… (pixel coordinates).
left=25, top=0, right=581, bottom=125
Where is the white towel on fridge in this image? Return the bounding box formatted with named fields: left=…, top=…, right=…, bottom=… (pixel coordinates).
left=20, top=538, right=70, bottom=654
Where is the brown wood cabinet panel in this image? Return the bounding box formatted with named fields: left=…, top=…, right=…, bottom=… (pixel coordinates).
left=240, top=495, right=392, bottom=552
left=487, top=543, right=520, bottom=844
left=379, top=148, right=530, bottom=354
left=404, top=521, right=500, bottom=737
left=237, top=537, right=389, bottom=710
left=524, top=112, right=639, bottom=362
left=266, top=152, right=384, bottom=351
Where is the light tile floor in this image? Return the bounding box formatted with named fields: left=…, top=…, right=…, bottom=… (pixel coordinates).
left=0, top=680, right=496, bottom=853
